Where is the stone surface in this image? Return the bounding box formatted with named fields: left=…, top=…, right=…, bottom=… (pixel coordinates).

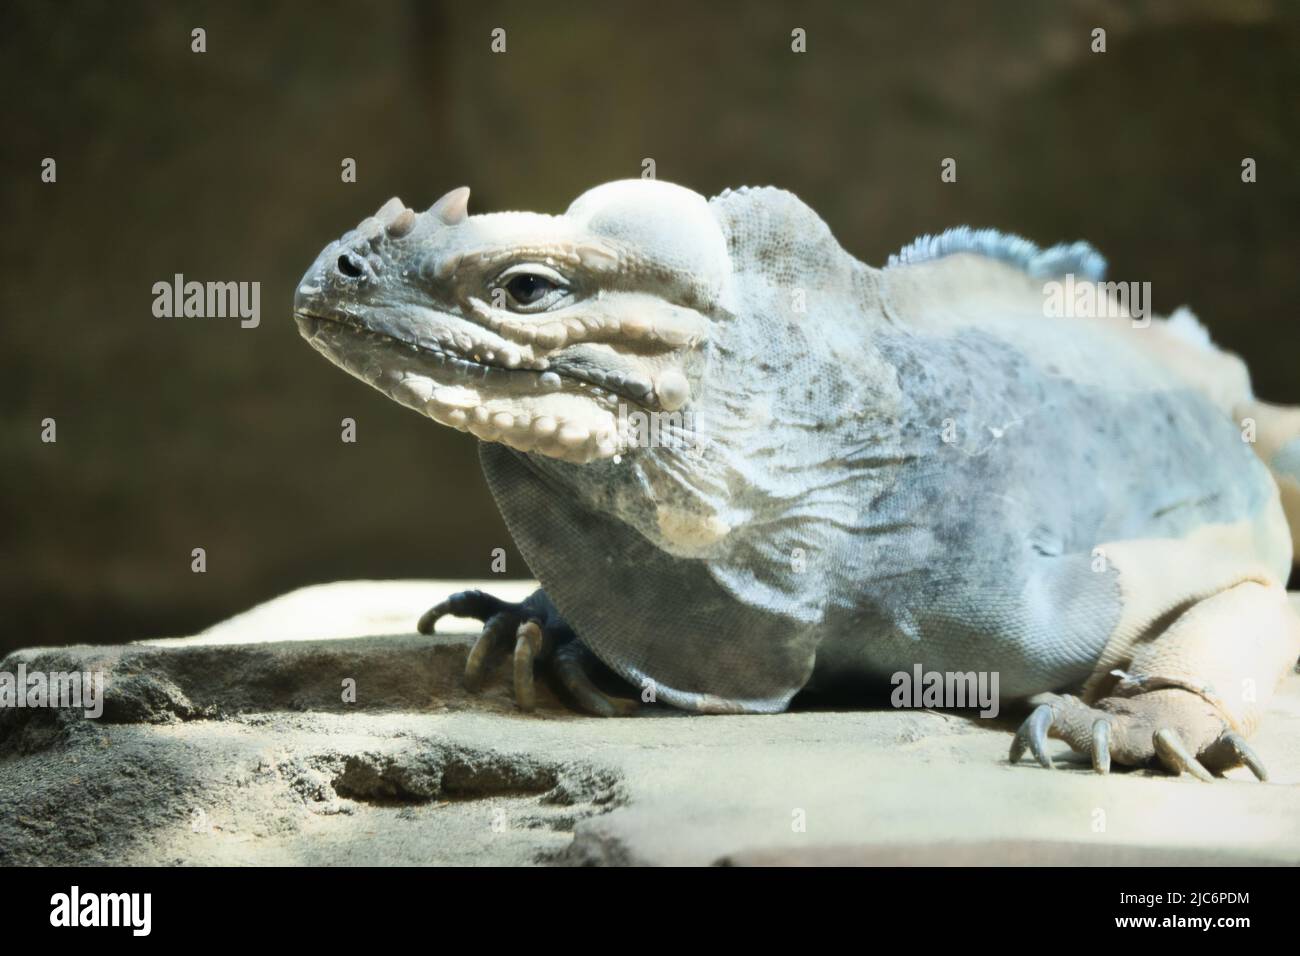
left=1, top=581, right=1297, bottom=866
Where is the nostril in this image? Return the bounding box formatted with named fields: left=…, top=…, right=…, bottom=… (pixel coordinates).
left=336, top=252, right=366, bottom=279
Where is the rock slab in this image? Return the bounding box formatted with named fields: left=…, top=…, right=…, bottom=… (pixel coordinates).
left=1, top=581, right=1297, bottom=866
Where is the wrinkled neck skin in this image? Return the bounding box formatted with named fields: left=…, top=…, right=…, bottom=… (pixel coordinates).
left=294, top=180, right=912, bottom=631
left=514, top=207, right=903, bottom=625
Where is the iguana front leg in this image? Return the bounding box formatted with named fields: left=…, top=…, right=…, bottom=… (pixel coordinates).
left=417, top=588, right=640, bottom=716
left=1011, top=581, right=1300, bottom=780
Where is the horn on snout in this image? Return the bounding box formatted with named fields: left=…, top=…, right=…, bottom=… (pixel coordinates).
left=429, top=186, right=470, bottom=226
left=375, top=197, right=416, bottom=238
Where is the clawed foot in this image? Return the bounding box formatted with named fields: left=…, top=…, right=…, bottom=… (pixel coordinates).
left=1009, top=688, right=1268, bottom=782
left=418, top=588, right=640, bottom=716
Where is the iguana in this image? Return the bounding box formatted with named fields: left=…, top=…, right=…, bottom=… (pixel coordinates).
left=293, top=180, right=1300, bottom=781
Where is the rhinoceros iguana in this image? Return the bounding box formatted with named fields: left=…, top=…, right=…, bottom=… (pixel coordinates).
left=293, top=179, right=1300, bottom=781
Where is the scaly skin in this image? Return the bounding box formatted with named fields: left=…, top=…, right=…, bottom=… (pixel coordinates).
left=294, top=181, right=1300, bottom=782
left=294, top=185, right=710, bottom=466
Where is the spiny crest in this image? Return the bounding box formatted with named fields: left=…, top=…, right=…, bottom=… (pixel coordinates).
left=887, top=226, right=1107, bottom=282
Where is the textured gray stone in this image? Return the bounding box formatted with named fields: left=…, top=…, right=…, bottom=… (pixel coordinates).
left=1, top=582, right=1296, bottom=866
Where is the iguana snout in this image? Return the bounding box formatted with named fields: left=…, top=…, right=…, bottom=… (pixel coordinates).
left=294, top=180, right=725, bottom=464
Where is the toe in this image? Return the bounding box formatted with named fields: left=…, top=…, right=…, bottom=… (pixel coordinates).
left=463, top=612, right=517, bottom=691
left=420, top=589, right=514, bottom=634
left=1201, top=730, right=1269, bottom=782
left=512, top=621, right=544, bottom=712
left=553, top=643, right=641, bottom=717
left=1090, top=718, right=1111, bottom=774
left=1009, top=703, right=1055, bottom=769
left=417, top=600, right=450, bottom=635
left=1152, top=728, right=1215, bottom=782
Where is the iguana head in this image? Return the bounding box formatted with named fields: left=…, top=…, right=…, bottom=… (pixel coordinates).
left=293, top=180, right=729, bottom=464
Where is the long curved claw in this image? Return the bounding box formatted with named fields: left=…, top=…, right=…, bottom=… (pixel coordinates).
left=512, top=621, right=543, bottom=712
left=463, top=612, right=517, bottom=691
left=417, top=600, right=451, bottom=635
left=1009, top=704, right=1055, bottom=769
left=418, top=589, right=512, bottom=634
left=553, top=644, right=641, bottom=717
left=424, top=587, right=641, bottom=715
left=1090, top=718, right=1111, bottom=775
left=1152, top=728, right=1215, bottom=782
left=1216, top=728, right=1268, bottom=780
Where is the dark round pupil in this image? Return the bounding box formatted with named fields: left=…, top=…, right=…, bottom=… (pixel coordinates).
left=508, top=274, right=550, bottom=304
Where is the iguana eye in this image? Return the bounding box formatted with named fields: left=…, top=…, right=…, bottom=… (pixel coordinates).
left=506, top=273, right=553, bottom=305
left=495, top=264, right=569, bottom=312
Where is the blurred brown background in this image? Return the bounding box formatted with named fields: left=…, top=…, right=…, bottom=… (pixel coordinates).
left=2, top=0, right=1297, bottom=654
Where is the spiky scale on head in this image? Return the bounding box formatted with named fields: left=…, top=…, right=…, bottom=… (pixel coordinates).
left=292, top=180, right=718, bottom=464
